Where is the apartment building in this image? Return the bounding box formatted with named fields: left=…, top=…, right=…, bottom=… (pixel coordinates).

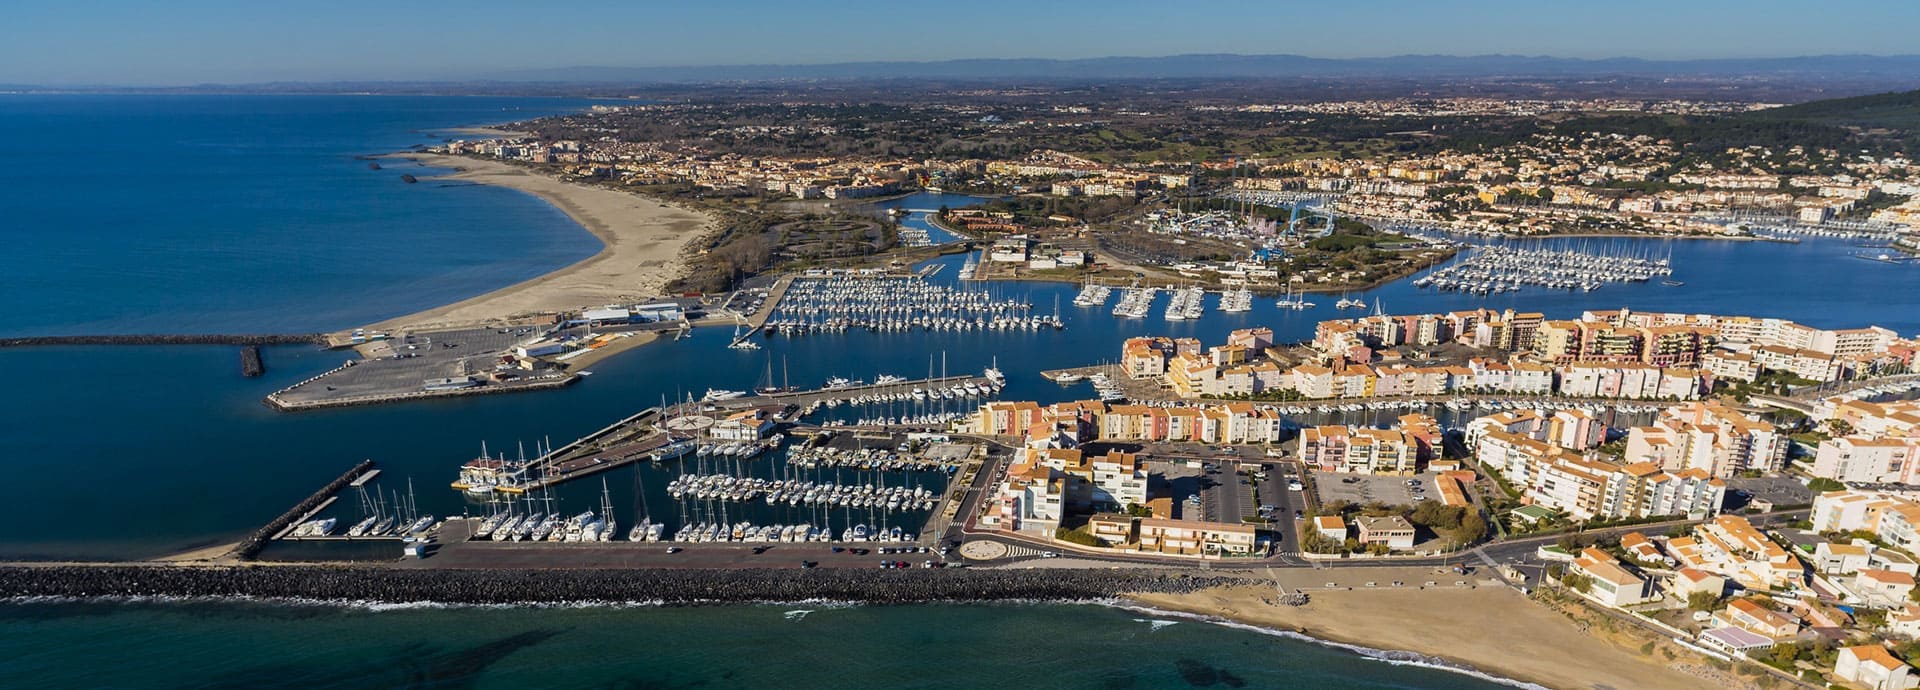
left=1624, top=402, right=1787, bottom=477
left=1298, top=426, right=1421, bottom=475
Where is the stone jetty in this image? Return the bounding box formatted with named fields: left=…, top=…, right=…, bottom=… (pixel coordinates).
left=0, top=334, right=327, bottom=348
left=0, top=565, right=1244, bottom=605
left=240, top=346, right=265, bottom=377
left=233, top=460, right=375, bottom=560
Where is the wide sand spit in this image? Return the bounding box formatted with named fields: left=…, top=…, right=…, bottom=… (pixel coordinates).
left=366, top=153, right=716, bottom=332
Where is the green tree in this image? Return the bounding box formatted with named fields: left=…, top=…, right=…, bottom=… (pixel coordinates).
left=1688, top=590, right=1722, bottom=611
left=1561, top=572, right=1593, bottom=593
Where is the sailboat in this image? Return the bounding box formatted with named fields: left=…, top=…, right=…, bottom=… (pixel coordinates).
left=628, top=465, right=663, bottom=542
left=755, top=356, right=796, bottom=395
left=1275, top=284, right=1314, bottom=310
left=596, top=478, right=617, bottom=542
left=728, top=322, right=760, bottom=350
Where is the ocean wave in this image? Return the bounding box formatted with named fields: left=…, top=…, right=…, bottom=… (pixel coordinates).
left=1104, top=603, right=1547, bottom=690
left=1132, top=617, right=1179, bottom=632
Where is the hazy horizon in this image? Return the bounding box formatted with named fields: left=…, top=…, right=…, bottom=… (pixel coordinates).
left=6, top=0, right=1920, bottom=86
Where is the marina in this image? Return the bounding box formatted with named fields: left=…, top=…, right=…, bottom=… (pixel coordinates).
left=1110, top=285, right=1156, bottom=318
left=762, top=273, right=1060, bottom=336
left=447, top=427, right=958, bottom=547
left=1072, top=282, right=1112, bottom=307
left=1218, top=286, right=1253, bottom=312
left=1162, top=285, right=1206, bottom=320
left=1412, top=243, right=1673, bottom=293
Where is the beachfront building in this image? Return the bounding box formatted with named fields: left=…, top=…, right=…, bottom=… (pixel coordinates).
left=1699, top=626, right=1777, bottom=656
left=1355, top=515, right=1417, bottom=550
left=1668, top=515, right=1800, bottom=591
left=1712, top=598, right=1801, bottom=640
left=981, top=448, right=1149, bottom=535
left=1570, top=547, right=1655, bottom=607
left=1089, top=517, right=1261, bottom=557
left=982, top=456, right=1067, bottom=534
left=1834, top=645, right=1917, bottom=690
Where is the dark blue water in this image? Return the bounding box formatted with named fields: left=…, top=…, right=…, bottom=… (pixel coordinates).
left=0, top=94, right=601, bottom=336
left=0, top=599, right=1512, bottom=689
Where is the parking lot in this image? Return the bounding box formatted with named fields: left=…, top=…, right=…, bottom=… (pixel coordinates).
left=1726, top=475, right=1814, bottom=510
left=1312, top=470, right=1438, bottom=508
left=272, top=326, right=544, bottom=405
left=720, top=287, right=770, bottom=319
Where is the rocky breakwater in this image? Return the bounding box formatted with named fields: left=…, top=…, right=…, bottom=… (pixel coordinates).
left=0, top=334, right=327, bottom=348
left=240, top=346, right=265, bottom=377
left=0, top=565, right=1246, bottom=606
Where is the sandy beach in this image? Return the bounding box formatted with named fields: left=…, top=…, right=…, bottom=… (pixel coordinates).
left=363, top=154, right=715, bottom=332
left=1127, top=584, right=1742, bottom=690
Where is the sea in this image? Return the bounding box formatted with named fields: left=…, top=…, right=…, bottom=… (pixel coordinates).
left=3, top=93, right=1917, bottom=688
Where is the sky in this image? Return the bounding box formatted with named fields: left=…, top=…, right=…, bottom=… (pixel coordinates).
left=5, top=0, right=1918, bottom=85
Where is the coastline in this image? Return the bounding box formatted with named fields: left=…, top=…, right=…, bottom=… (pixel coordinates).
left=363, top=153, right=716, bottom=333
left=1125, top=584, right=1732, bottom=690
left=0, top=561, right=1739, bottom=689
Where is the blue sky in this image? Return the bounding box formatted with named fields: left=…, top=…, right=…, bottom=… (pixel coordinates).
left=5, top=0, right=1917, bottom=85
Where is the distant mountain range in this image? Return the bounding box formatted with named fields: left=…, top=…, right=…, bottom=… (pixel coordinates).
left=485, top=53, right=1920, bottom=83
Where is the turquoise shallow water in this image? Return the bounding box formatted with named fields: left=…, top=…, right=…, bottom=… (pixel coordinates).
left=0, top=598, right=1513, bottom=689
